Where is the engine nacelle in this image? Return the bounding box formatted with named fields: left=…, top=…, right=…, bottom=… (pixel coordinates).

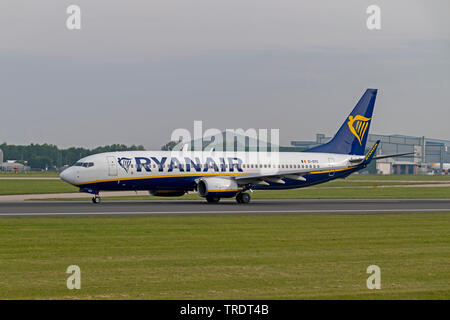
left=197, top=177, right=239, bottom=198
left=149, top=190, right=186, bottom=197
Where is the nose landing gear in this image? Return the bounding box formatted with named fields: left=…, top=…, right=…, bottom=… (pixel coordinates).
left=92, top=195, right=101, bottom=204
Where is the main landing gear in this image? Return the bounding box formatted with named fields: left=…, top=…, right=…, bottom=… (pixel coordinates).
left=204, top=192, right=251, bottom=204
left=236, top=192, right=251, bottom=204
left=92, top=194, right=101, bottom=204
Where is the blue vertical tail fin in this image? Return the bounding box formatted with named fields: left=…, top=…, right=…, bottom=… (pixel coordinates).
left=305, top=89, right=377, bottom=155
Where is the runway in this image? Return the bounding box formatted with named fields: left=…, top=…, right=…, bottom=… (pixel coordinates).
left=0, top=199, right=450, bottom=217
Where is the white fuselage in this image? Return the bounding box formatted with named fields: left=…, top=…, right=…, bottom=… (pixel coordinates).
left=60, top=151, right=362, bottom=192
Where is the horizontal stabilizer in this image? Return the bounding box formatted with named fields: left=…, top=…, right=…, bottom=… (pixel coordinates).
left=372, top=152, right=415, bottom=160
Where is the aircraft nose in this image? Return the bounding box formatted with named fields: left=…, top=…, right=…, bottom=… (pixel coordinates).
left=60, top=167, right=76, bottom=185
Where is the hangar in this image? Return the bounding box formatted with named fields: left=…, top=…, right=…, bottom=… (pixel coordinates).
left=0, top=149, right=30, bottom=172
left=291, top=134, right=450, bottom=175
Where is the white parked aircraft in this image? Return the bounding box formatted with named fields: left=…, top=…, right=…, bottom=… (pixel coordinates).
left=60, top=89, right=411, bottom=204
left=428, top=163, right=450, bottom=173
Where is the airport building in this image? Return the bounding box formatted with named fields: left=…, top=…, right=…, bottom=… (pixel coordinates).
left=291, top=134, right=450, bottom=174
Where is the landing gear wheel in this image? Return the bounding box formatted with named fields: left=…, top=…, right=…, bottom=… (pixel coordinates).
left=236, top=192, right=250, bottom=204
left=92, top=195, right=101, bottom=204
left=206, top=196, right=220, bottom=203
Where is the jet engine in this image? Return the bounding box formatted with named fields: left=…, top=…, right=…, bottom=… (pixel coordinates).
left=197, top=177, right=239, bottom=198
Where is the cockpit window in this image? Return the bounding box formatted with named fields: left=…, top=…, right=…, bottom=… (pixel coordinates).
left=74, top=162, right=94, bottom=167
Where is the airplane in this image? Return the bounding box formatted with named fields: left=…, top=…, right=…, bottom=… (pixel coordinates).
left=428, top=163, right=450, bottom=174
left=60, top=89, right=413, bottom=204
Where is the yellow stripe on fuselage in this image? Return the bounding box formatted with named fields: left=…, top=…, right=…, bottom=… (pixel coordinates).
left=309, top=166, right=358, bottom=175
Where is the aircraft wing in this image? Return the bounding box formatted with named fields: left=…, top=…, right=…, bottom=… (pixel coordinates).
left=234, top=165, right=351, bottom=186
left=233, top=141, right=415, bottom=187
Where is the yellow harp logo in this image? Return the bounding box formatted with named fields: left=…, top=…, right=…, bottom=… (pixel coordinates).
left=347, top=115, right=371, bottom=145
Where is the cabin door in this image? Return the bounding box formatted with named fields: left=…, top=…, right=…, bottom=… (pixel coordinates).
left=328, top=158, right=335, bottom=177
left=107, top=156, right=118, bottom=176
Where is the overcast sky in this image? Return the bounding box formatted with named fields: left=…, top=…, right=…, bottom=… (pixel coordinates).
left=0, top=0, right=449, bottom=149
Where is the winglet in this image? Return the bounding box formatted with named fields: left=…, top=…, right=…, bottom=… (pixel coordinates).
left=363, top=140, right=380, bottom=165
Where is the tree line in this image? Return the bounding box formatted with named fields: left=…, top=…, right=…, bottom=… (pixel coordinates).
left=0, top=143, right=145, bottom=170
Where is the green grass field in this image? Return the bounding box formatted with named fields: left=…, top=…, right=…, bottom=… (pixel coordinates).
left=0, top=213, right=448, bottom=299
left=348, top=174, right=450, bottom=181
left=0, top=180, right=78, bottom=195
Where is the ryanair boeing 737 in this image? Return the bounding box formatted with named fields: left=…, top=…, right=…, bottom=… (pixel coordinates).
left=60, top=89, right=411, bottom=204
